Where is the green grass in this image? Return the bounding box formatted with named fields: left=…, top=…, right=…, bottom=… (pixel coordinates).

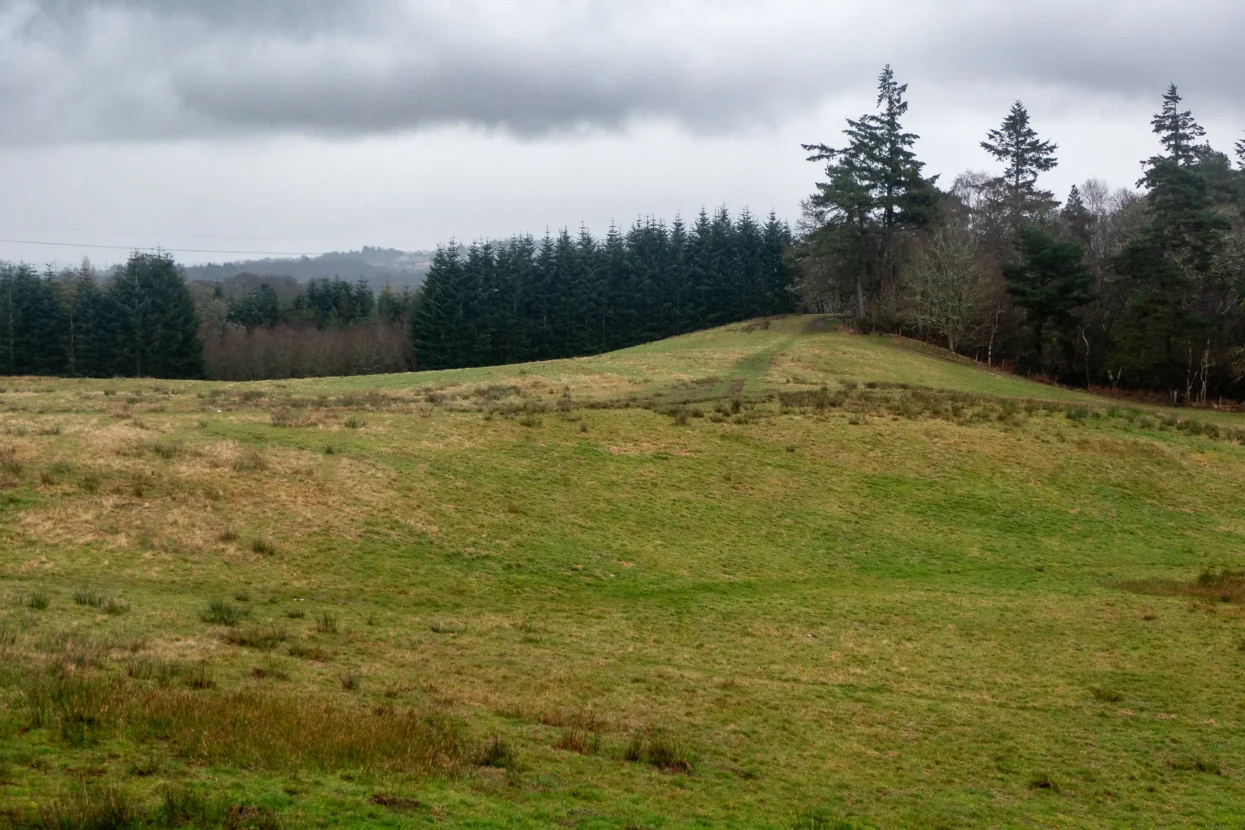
left=1, top=316, right=1245, bottom=827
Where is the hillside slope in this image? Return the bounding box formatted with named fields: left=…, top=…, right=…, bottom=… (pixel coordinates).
left=2, top=317, right=1245, bottom=828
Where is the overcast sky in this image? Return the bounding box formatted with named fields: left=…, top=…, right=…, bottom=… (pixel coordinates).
left=1, top=0, right=1242, bottom=267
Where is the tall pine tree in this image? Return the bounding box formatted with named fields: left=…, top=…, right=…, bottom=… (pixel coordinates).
left=980, top=101, right=1059, bottom=233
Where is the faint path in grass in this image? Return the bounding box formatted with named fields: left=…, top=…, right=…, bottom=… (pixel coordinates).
left=723, top=337, right=798, bottom=398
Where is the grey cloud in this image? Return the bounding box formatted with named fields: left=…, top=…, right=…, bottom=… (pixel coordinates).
left=0, top=0, right=1241, bottom=145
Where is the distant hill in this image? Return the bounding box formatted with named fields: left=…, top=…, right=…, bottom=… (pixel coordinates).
left=183, top=246, right=432, bottom=289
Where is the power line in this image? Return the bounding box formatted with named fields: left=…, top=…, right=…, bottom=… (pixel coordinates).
left=0, top=224, right=339, bottom=243
left=0, top=237, right=325, bottom=257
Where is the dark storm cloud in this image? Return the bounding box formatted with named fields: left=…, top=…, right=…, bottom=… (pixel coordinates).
left=0, top=0, right=1241, bottom=144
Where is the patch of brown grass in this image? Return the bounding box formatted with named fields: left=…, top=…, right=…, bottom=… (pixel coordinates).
left=1117, top=568, right=1245, bottom=604
left=19, top=670, right=470, bottom=776
left=553, top=728, right=600, bottom=755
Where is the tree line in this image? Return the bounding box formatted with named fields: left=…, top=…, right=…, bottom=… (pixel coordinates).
left=0, top=254, right=203, bottom=379
left=411, top=212, right=793, bottom=370
left=0, top=209, right=794, bottom=380
left=796, top=67, right=1245, bottom=402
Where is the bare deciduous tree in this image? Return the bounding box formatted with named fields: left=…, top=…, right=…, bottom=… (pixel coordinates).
left=900, top=220, right=994, bottom=354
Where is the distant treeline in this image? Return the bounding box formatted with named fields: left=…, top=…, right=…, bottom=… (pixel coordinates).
left=0, top=209, right=795, bottom=381
left=412, top=210, right=794, bottom=369
left=0, top=254, right=202, bottom=379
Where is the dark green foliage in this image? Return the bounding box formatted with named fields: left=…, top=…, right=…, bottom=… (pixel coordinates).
left=104, top=253, right=205, bottom=379
left=1002, top=227, right=1094, bottom=373
left=228, top=283, right=281, bottom=330
left=0, top=264, right=68, bottom=376
left=1061, top=185, right=1093, bottom=244
left=980, top=100, right=1059, bottom=230
left=294, top=277, right=376, bottom=327
left=410, top=211, right=795, bottom=371
left=1110, top=85, right=1234, bottom=397
left=801, top=65, right=938, bottom=322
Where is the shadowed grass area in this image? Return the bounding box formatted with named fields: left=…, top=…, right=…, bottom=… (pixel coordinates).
left=2, top=317, right=1245, bottom=827
left=1120, top=568, right=1245, bottom=604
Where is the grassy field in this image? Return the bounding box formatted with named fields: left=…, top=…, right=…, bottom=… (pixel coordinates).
left=2, top=316, right=1245, bottom=828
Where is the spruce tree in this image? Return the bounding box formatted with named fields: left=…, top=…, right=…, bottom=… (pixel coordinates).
left=1148, top=84, right=1205, bottom=168
left=601, top=222, right=631, bottom=349
left=1112, top=86, right=1230, bottom=396
left=762, top=213, right=796, bottom=315
left=981, top=101, right=1059, bottom=232
left=1061, top=185, right=1094, bottom=244
left=57, top=260, right=105, bottom=377
left=1002, top=227, right=1094, bottom=374
left=105, top=253, right=204, bottom=379
left=410, top=243, right=464, bottom=370
left=802, top=66, right=935, bottom=322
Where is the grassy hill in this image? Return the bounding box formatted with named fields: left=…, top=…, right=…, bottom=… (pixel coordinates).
left=2, top=316, right=1245, bottom=828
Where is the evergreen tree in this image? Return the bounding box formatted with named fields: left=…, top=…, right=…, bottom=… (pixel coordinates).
left=104, top=252, right=204, bottom=379
left=981, top=101, right=1059, bottom=232
left=377, top=285, right=413, bottom=323
left=56, top=260, right=105, bottom=377
left=802, top=66, right=936, bottom=321
left=600, top=222, right=631, bottom=349
left=0, top=264, right=66, bottom=376
left=1148, top=84, right=1205, bottom=167
left=762, top=213, right=796, bottom=316
left=410, top=244, right=464, bottom=370
left=1111, top=86, right=1231, bottom=396
left=1061, top=184, right=1094, bottom=244
left=667, top=215, right=690, bottom=332
left=1002, top=227, right=1094, bottom=374
left=228, top=283, right=281, bottom=330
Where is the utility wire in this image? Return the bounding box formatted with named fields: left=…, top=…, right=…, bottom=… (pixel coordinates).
left=0, top=237, right=325, bottom=257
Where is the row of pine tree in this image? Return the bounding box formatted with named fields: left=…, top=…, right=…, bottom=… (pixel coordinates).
left=0, top=209, right=794, bottom=380
left=0, top=254, right=203, bottom=379
left=410, top=210, right=794, bottom=370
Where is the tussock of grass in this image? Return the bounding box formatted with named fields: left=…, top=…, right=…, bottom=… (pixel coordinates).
left=184, top=662, right=216, bottom=690
left=314, top=612, right=339, bottom=634
left=270, top=407, right=307, bottom=428
left=553, top=728, right=600, bottom=755
left=288, top=643, right=330, bottom=662
left=233, top=448, right=268, bottom=472
left=73, top=588, right=129, bottom=615
left=201, top=599, right=248, bottom=626
left=28, top=784, right=144, bottom=830
left=1168, top=755, right=1222, bottom=775
left=1, top=445, right=24, bottom=477
left=125, top=657, right=186, bottom=685
left=478, top=735, right=519, bottom=769
left=222, top=624, right=289, bottom=650
left=429, top=619, right=465, bottom=635
left=622, top=729, right=692, bottom=773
